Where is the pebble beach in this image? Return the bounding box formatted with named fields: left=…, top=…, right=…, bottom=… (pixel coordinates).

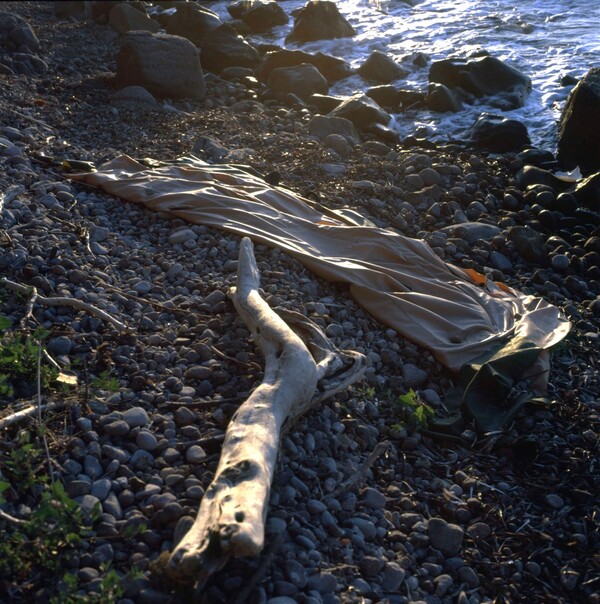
left=0, top=3, right=598, bottom=604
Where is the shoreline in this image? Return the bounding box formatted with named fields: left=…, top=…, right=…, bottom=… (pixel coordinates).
left=0, top=3, right=598, bottom=604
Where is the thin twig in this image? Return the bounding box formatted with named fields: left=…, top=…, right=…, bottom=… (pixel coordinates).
left=327, top=440, right=390, bottom=500
left=37, top=342, right=54, bottom=483
left=1, top=278, right=129, bottom=332
left=0, top=509, right=26, bottom=525
left=0, top=402, right=69, bottom=430
left=20, top=285, right=38, bottom=329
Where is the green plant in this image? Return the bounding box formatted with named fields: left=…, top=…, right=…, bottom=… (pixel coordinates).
left=0, top=317, right=58, bottom=397
left=392, top=389, right=434, bottom=430
left=50, top=566, right=126, bottom=604
left=91, top=370, right=120, bottom=393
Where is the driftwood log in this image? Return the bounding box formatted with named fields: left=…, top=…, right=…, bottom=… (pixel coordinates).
left=167, top=237, right=366, bottom=589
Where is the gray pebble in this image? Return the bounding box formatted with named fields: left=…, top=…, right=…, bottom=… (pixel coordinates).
left=83, top=455, right=103, bottom=480
left=103, top=492, right=123, bottom=519
left=130, top=449, right=155, bottom=470
left=306, top=572, right=337, bottom=594
left=428, top=517, right=464, bottom=555
left=122, top=407, right=149, bottom=428
left=136, top=430, right=158, bottom=451
left=91, top=478, right=112, bottom=501
left=361, top=486, right=386, bottom=510
left=382, top=562, right=406, bottom=591
left=457, top=566, right=480, bottom=588
left=132, top=281, right=152, bottom=295
left=168, top=228, right=197, bottom=245
left=402, top=363, right=428, bottom=388
left=103, top=420, right=130, bottom=437
left=545, top=493, right=564, bottom=509
left=185, top=445, right=207, bottom=464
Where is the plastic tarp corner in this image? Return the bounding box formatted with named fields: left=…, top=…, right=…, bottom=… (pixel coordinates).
left=69, top=155, right=571, bottom=434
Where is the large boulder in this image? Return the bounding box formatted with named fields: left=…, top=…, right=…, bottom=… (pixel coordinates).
left=467, top=114, right=530, bottom=152
left=557, top=68, right=600, bottom=176
left=258, top=49, right=353, bottom=84
left=165, top=3, right=221, bottom=46
left=0, top=12, right=46, bottom=75
left=227, top=0, right=288, bottom=33
left=429, top=55, right=531, bottom=109
left=115, top=31, right=205, bottom=100
left=328, top=94, right=391, bottom=130
left=200, top=23, right=260, bottom=74
left=286, top=1, right=355, bottom=44
left=357, top=50, right=408, bottom=84
left=108, top=3, right=160, bottom=34
left=266, top=63, right=328, bottom=101
left=0, top=11, right=40, bottom=53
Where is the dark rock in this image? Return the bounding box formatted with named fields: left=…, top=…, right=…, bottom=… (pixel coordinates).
left=328, top=94, right=391, bottom=130
left=165, top=3, right=221, bottom=46
left=228, top=0, right=288, bottom=33
left=285, top=1, right=356, bottom=44
left=467, top=113, right=530, bottom=152
left=0, top=11, right=40, bottom=53
left=258, top=49, right=353, bottom=84
left=427, top=82, right=462, bottom=112
left=557, top=67, right=600, bottom=175
left=428, top=517, right=464, bottom=555
left=429, top=55, right=531, bottom=108
left=572, top=172, right=600, bottom=211
left=507, top=226, right=547, bottom=264
left=366, top=85, right=402, bottom=110
left=267, top=63, right=328, bottom=101
left=307, top=93, right=343, bottom=113
left=358, top=50, right=408, bottom=83
left=307, top=114, right=360, bottom=144
left=516, top=148, right=556, bottom=168
left=115, top=31, right=205, bottom=100
left=200, top=24, right=260, bottom=74
left=54, top=1, right=90, bottom=20
left=108, top=3, right=159, bottom=34
left=515, top=165, right=574, bottom=192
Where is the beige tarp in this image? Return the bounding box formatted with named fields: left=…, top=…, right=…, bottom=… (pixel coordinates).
left=70, top=155, right=570, bottom=376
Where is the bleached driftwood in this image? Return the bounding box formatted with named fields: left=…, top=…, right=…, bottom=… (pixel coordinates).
left=167, top=237, right=366, bottom=588
left=1, top=278, right=129, bottom=332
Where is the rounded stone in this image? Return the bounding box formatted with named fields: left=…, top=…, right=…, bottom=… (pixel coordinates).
left=122, top=407, right=149, bottom=428
left=185, top=445, right=207, bottom=464
left=136, top=430, right=158, bottom=451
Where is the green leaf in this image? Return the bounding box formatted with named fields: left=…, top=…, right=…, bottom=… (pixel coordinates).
left=0, top=315, right=12, bottom=331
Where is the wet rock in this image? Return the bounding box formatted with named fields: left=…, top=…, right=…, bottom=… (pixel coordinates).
left=428, top=82, right=462, bottom=112
left=229, top=0, right=288, bottom=33
left=115, top=31, right=206, bottom=100
left=468, top=113, right=530, bottom=152
left=429, top=55, right=531, bottom=109
left=285, top=1, right=356, bottom=44
left=358, top=50, right=408, bottom=84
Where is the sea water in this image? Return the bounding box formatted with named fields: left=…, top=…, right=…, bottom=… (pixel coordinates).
left=206, top=0, right=600, bottom=152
